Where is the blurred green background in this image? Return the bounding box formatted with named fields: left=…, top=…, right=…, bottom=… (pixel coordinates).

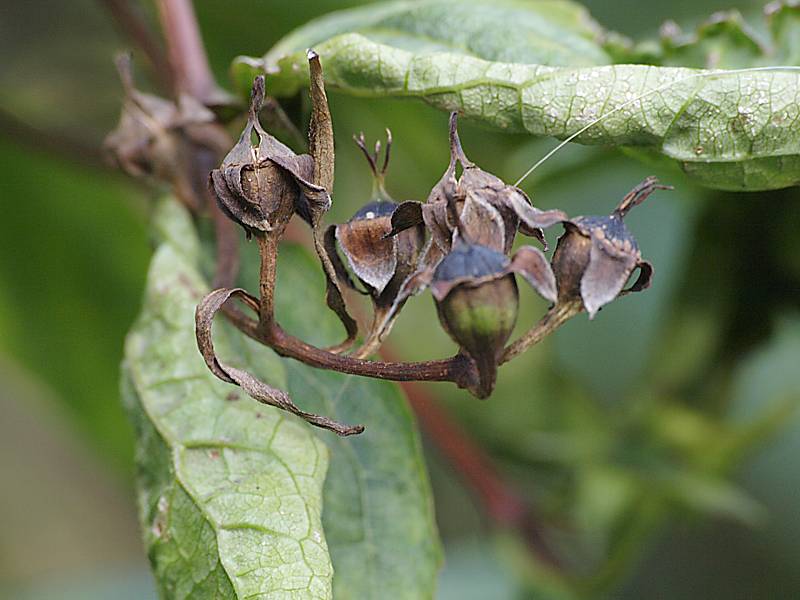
left=1, top=1, right=799, bottom=598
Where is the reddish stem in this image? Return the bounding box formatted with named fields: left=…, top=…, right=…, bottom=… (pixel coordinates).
left=155, top=0, right=218, bottom=102
left=381, top=346, right=561, bottom=568
left=100, top=0, right=174, bottom=93
left=267, top=325, right=473, bottom=384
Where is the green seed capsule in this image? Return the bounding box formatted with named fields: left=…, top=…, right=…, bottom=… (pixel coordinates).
left=431, top=243, right=519, bottom=398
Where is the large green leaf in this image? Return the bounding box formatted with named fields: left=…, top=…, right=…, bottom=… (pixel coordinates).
left=234, top=0, right=800, bottom=191
left=123, top=199, right=333, bottom=599
left=124, top=198, right=442, bottom=598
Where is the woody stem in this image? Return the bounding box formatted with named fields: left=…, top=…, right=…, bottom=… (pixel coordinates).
left=154, top=0, right=219, bottom=103
left=232, top=233, right=480, bottom=385
left=265, top=324, right=476, bottom=384
left=256, top=233, right=279, bottom=332
left=500, top=300, right=582, bottom=364
left=223, top=305, right=476, bottom=384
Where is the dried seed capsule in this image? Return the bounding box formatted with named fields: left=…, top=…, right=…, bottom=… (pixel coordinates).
left=387, top=113, right=567, bottom=256
left=210, top=76, right=327, bottom=237
left=104, top=54, right=229, bottom=211
left=551, top=177, right=670, bottom=318
left=334, top=132, right=425, bottom=298
left=336, top=200, right=402, bottom=293
left=328, top=132, right=425, bottom=357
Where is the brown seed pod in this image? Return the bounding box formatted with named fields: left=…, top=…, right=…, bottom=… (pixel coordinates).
left=388, top=112, right=567, bottom=255
left=371, top=113, right=567, bottom=342
left=551, top=176, right=670, bottom=318
left=209, top=75, right=328, bottom=238
left=328, top=131, right=425, bottom=357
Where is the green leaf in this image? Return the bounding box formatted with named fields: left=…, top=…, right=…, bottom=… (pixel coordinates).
left=123, top=199, right=333, bottom=599
left=262, top=0, right=610, bottom=71
left=235, top=0, right=800, bottom=191
left=239, top=242, right=443, bottom=599
left=125, top=198, right=442, bottom=598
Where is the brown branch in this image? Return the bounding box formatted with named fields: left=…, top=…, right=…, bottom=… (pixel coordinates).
left=100, top=0, right=174, bottom=93
left=215, top=237, right=477, bottom=387
left=257, top=233, right=279, bottom=333
left=266, top=324, right=475, bottom=384
left=500, top=300, right=582, bottom=364
left=153, top=0, right=241, bottom=296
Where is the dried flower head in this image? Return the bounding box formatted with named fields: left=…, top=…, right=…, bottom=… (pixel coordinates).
left=551, top=176, right=671, bottom=318
left=209, top=75, right=328, bottom=237
left=375, top=113, right=566, bottom=337
left=104, top=53, right=229, bottom=210
left=389, top=112, right=567, bottom=256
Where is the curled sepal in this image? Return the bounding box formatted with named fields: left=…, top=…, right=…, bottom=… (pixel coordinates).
left=388, top=201, right=424, bottom=237
left=299, top=51, right=360, bottom=353
left=505, top=192, right=568, bottom=251
left=400, top=112, right=564, bottom=255
left=551, top=176, right=670, bottom=318
left=509, top=246, right=558, bottom=304
left=315, top=245, right=360, bottom=353
left=579, top=234, right=640, bottom=318
left=453, top=192, right=507, bottom=252
left=624, top=259, right=654, bottom=293
left=195, top=287, right=364, bottom=436
left=307, top=50, right=335, bottom=200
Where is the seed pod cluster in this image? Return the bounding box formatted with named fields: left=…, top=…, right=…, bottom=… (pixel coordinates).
left=104, top=48, right=672, bottom=435
left=322, top=113, right=669, bottom=399
left=185, top=54, right=669, bottom=435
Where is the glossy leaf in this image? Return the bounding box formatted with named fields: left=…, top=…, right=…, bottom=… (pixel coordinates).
left=235, top=0, right=800, bottom=191
left=123, top=199, right=333, bottom=599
